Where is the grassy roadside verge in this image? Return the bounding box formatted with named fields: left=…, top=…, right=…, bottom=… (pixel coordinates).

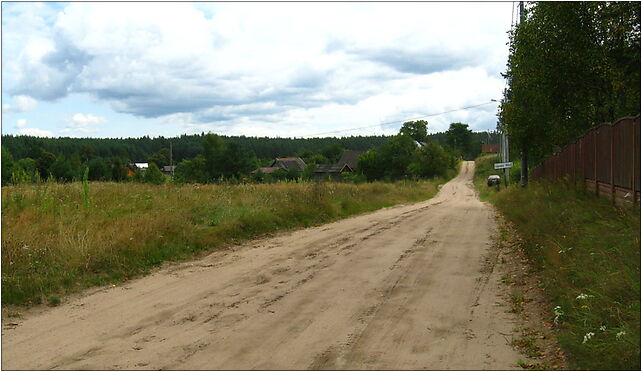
left=473, top=159, right=640, bottom=370
left=2, top=173, right=455, bottom=307
left=473, top=154, right=522, bottom=201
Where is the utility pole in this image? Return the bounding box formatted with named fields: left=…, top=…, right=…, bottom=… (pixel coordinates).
left=519, top=0, right=528, bottom=188
left=493, top=98, right=510, bottom=186
left=503, top=128, right=510, bottom=185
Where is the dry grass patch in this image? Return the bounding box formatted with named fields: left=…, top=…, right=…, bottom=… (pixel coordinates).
left=2, top=178, right=449, bottom=306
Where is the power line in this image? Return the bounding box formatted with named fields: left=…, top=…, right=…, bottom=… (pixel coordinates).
left=299, top=100, right=498, bottom=138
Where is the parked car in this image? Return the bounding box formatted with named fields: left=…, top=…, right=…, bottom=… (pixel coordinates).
left=487, top=175, right=501, bottom=186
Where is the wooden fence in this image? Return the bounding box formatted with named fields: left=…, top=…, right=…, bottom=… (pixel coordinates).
left=531, top=115, right=640, bottom=205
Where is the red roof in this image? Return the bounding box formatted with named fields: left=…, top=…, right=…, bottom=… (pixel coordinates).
left=482, top=144, right=499, bottom=153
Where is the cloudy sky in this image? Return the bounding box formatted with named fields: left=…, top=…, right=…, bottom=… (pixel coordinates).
left=2, top=2, right=515, bottom=138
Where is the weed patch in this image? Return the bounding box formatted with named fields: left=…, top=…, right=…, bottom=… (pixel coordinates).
left=489, top=180, right=640, bottom=370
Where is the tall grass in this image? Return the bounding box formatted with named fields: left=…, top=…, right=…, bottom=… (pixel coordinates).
left=488, top=180, right=640, bottom=370
left=2, top=178, right=449, bottom=306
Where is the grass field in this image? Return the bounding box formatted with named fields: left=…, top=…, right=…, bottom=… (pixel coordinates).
left=2, top=174, right=454, bottom=306
left=473, top=160, right=640, bottom=370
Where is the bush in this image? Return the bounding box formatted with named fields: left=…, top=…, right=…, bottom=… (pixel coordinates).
left=142, top=163, right=165, bottom=185
left=408, top=141, right=454, bottom=178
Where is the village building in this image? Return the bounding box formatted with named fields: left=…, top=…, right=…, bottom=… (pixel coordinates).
left=313, top=163, right=353, bottom=181
left=251, top=157, right=307, bottom=174
left=131, top=162, right=149, bottom=170
left=161, top=165, right=176, bottom=175
left=481, top=144, right=499, bottom=153
left=269, top=157, right=307, bottom=172
left=313, top=150, right=365, bottom=181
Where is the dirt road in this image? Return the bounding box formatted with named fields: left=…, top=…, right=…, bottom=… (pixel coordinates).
left=2, top=161, right=524, bottom=370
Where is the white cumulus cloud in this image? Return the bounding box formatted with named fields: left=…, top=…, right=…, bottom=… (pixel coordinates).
left=61, top=113, right=106, bottom=135
left=3, top=2, right=513, bottom=136
left=2, top=95, right=38, bottom=114
left=14, top=119, right=53, bottom=137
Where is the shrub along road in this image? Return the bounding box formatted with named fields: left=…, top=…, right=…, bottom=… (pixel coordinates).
left=3, top=162, right=528, bottom=370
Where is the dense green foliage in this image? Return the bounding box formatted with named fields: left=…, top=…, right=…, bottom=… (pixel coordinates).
left=399, top=120, right=429, bottom=143
left=357, top=121, right=457, bottom=181
left=1, top=133, right=391, bottom=166
left=444, top=122, right=482, bottom=160
left=500, top=2, right=641, bottom=165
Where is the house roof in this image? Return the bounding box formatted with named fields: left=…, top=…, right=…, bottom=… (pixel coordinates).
left=314, top=163, right=353, bottom=174
left=336, top=150, right=365, bottom=169
left=132, top=162, right=148, bottom=169
left=270, top=157, right=307, bottom=171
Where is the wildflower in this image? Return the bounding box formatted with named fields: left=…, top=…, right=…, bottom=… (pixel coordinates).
left=599, top=325, right=606, bottom=332
left=581, top=305, right=589, bottom=309
left=582, top=332, right=595, bottom=344
left=553, top=306, right=564, bottom=324
left=21, top=245, right=29, bottom=250
left=616, top=331, right=626, bottom=340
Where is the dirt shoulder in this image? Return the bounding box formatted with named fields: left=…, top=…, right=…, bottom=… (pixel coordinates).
left=490, top=213, right=569, bottom=370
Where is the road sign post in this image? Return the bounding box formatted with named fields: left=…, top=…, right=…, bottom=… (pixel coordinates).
left=494, top=162, right=513, bottom=170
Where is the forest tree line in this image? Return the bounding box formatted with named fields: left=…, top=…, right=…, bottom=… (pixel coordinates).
left=1, top=123, right=500, bottom=185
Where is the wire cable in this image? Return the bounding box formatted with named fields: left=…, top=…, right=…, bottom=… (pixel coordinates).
left=299, top=101, right=498, bottom=138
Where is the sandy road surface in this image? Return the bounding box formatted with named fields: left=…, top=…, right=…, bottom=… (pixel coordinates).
left=2, top=161, right=523, bottom=370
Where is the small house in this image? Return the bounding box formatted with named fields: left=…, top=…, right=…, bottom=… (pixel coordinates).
left=127, top=162, right=148, bottom=175
left=161, top=165, right=176, bottom=175
left=313, top=163, right=353, bottom=181
left=252, top=157, right=307, bottom=175
left=336, top=150, right=365, bottom=170
left=313, top=150, right=365, bottom=181
left=269, top=157, right=307, bottom=172
left=482, top=144, right=499, bottom=153
left=131, top=162, right=149, bottom=170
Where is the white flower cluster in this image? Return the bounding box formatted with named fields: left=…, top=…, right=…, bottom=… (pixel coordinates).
left=582, top=332, right=595, bottom=344
left=616, top=330, right=626, bottom=340
left=576, top=293, right=594, bottom=300
left=553, top=305, right=564, bottom=324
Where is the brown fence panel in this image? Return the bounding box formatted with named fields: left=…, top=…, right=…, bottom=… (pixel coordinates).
left=596, top=125, right=611, bottom=184
left=531, top=115, right=640, bottom=204
left=584, top=129, right=595, bottom=181
left=631, top=116, right=640, bottom=192
left=613, top=118, right=633, bottom=188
